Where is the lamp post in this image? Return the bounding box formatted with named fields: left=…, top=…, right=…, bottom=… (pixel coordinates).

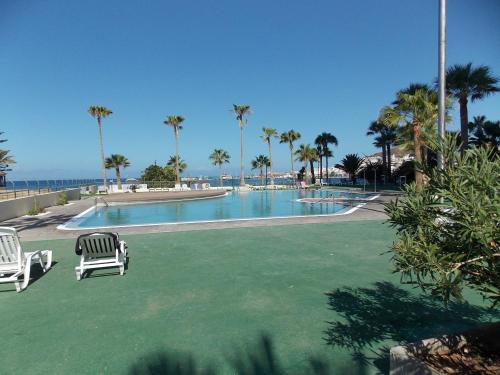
left=437, top=0, right=446, bottom=170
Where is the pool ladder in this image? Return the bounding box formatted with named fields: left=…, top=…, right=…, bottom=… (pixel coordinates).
left=94, top=197, right=109, bottom=207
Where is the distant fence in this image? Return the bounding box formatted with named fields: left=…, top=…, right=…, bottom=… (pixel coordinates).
left=0, top=179, right=97, bottom=201
left=0, top=177, right=403, bottom=200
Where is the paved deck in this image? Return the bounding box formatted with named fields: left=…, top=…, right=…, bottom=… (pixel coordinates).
left=0, top=191, right=392, bottom=240
left=1, top=221, right=496, bottom=375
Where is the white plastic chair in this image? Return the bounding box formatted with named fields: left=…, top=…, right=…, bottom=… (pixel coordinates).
left=75, top=233, right=127, bottom=280
left=0, top=227, right=53, bottom=292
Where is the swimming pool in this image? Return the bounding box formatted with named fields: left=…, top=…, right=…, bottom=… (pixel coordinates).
left=59, top=190, right=377, bottom=229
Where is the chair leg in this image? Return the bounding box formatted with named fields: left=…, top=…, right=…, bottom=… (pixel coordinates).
left=42, top=250, right=53, bottom=271
left=119, top=265, right=124, bottom=276
left=20, top=263, right=32, bottom=291
left=75, top=269, right=81, bottom=281
left=15, top=280, right=21, bottom=292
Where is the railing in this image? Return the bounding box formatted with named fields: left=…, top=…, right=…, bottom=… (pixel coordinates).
left=0, top=179, right=98, bottom=201
left=0, top=177, right=404, bottom=201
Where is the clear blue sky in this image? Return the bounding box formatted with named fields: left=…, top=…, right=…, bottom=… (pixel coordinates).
left=1, top=0, right=499, bottom=179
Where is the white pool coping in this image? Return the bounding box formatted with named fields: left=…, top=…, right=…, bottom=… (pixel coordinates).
left=57, top=192, right=380, bottom=231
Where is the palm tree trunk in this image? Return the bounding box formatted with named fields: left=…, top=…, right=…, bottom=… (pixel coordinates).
left=381, top=145, right=387, bottom=182
left=219, top=165, right=223, bottom=188
left=260, top=167, right=264, bottom=186
left=413, top=120, right=424, bottom=191
left=289, top=145, right=294, bottom=181
left=319, top=153, right=323, bottom=182
left=459, top=96, right=469, bottom=153
left=309, top=160, right=316, bottom=184
left=239, top=122, right=245, bottom=186
left=97, top=118, right=108, bottom=191
left=174, top=128, right=180, bottom=185
left=325, top=154, right=329, bottom=184
left=268, top=141, right=274, bottom=185
left=115, top=167, right=122, bottom=190
left=386, top=143, right=392, bottom=181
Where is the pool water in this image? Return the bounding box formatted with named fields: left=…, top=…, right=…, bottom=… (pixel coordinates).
left=62, top=190, right=374, bottom=229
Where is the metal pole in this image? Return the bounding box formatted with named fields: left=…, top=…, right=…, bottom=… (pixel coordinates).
left=437, top=0, right=446, bottom=170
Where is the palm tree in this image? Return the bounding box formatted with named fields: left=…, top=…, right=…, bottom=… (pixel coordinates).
left=260, top=127, right=278, bottom=185
left=279, top=130, right=301, bottom=180
left=209, top=149, right=231, bottom=187
left=163, top=115, right=185, bottom=185
left=0, top=150, right=15, bottom=166
left=367, top=121, right=387, bottom=173
left=294, top=144, right=317, bottom=184
left=88, top=105, right=113, bottom=191
left=392, top=85, right=439, bottom=190
left=367, top=120, right=397, bottom=180
left=315, top=132, right=338, bottom=183
left=445, top=63, right=498, bottom=151
left=232, top=104, right=251, bottom=186
left=167, top=155, right=187, bottom=174
left=314, top=140, right=324, bottom=182
left=251, top=155, right=270, bottom=186
left=105, top=154, right=130, bottom=190
left=335, top=154, right=363, bottom=183
left=469, top=116, right=500, bottom=155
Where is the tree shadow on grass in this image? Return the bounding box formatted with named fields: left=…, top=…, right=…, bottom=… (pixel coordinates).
left=128, top=335, right=356, bottom=375
left=324, top=281, right=499, bottom=374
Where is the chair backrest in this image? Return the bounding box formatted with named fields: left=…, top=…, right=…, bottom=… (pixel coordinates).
left=77, top=233, right=119, bottom=259
left=0, top=227, right=24, bottom=270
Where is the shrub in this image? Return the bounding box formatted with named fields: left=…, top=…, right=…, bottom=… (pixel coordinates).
left=385, top=135, right=500, bottom=306
left=57, top=191, right=68, bottom=205
left=27, top=197, right=45, bottom=216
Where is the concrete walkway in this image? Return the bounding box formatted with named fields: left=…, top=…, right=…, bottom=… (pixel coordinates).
left=0, top=192, right=395, bottom=241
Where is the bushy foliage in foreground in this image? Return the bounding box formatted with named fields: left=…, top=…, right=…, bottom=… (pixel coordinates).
left=385, top=136, right=499, bottom=306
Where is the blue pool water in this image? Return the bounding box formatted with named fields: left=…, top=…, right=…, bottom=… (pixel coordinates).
left=63, top=190, right=374, bottom=229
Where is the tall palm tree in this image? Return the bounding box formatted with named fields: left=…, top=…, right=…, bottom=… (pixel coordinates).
left=163, top=115, right=185, bottom=185
left=314, top=139, right=324, bottom=182
left=367, top=121, right=387, bottom=173
left=315, top=132, right=338, bottom=183
left=232, top=104, right=251, bottom=186
left=105, top=154, right=130, bottom=190
left=209, top=149, right=231, bottom=187
left=335, top=154, right=363, bottom=183
left=445, top=63, right=499, bottom=151
left=392, top=85, right=439, bottom=190
left=279, top=130, right=301, bottom=180
left=294, top=144, right=317, bottom=184
left=367, top=119, right=397, bottom=180
left=88, top=105, right=113, bottom=191
left=251, top=155, right=270, bottom=186
left=260, top=127, right=278, bottom=185
left=167, top=155, right=187, bottom=174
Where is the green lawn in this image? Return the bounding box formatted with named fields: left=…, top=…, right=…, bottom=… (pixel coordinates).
left=1, top=220, right=497, bottom=374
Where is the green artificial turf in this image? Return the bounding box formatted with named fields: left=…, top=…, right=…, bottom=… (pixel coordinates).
left=1, top=220, right=497, bottom=374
